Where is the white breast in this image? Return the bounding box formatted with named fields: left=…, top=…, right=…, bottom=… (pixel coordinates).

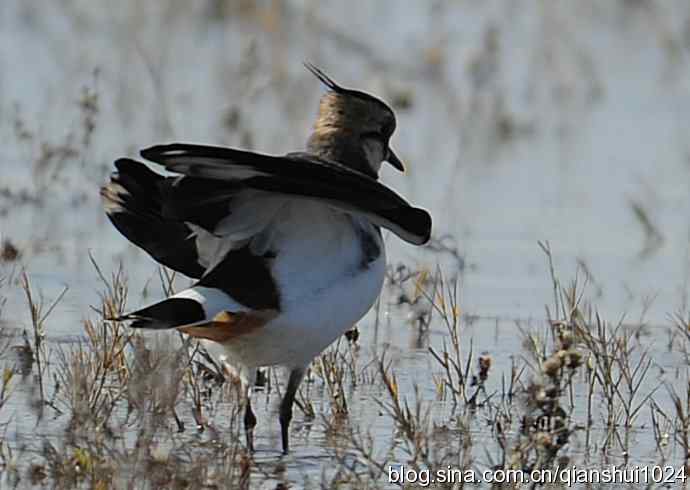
left=270, top=200, right=368, bottom=304
left=221, top=198, right=386, bottom=368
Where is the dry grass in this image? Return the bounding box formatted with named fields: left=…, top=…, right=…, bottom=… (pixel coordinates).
left=20, top=271, right=68, bottom=411
left=1, top=1, right=690, bottom=487
left=310, top=242, right=690, bottom=488
left=2, top=186, right=689, bottom=483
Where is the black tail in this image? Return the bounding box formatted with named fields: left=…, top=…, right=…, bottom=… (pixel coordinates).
left=101, top=159, right=205, bottom=278
left=116, top=297, right=205, bottom=329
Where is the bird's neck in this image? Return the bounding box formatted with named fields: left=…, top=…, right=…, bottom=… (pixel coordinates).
left=306, top=128, right=379, bottom=179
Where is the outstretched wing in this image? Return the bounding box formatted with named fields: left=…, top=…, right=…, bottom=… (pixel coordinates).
left=140, top=143, right=432, bottom=245
left=101, top=159, right=282, bottom=311
left=101, top=158, right=206, bottom=278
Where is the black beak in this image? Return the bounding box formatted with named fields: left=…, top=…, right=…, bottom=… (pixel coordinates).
left=386, top=147, right=405, bottom=172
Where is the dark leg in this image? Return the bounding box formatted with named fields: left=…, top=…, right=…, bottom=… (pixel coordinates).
left=241, top=367, right=257, bottom=453
left=279, top=367, right=305, bottom=454
left=244, top=398, right=257, bottom=452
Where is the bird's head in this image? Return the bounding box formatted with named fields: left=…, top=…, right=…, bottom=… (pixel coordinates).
left=305, top=63, right=404, bottom=178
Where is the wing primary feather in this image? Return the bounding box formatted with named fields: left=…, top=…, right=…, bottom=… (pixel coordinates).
left=140, top=143, right=432, bottom=245
left=101, top=159, right=206, bottom=277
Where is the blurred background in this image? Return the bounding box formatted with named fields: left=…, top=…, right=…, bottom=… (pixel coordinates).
left=2, top=0, right=690, bottom=329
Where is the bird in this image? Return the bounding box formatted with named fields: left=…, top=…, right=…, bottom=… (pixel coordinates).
left=100, top=63, right=432, bottom=454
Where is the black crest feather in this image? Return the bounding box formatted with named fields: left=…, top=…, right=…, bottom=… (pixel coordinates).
left=304, top=62, right=344, bottom=93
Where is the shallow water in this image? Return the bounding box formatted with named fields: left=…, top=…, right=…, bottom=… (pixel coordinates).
left=2, top=1, right=690, bottom=487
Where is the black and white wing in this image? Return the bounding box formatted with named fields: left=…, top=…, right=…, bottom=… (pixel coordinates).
left=140, top=143, right=432, bottom=245
left=101, top=158, right=206, bottom=278
left=101, top=158, right=282, bottom=310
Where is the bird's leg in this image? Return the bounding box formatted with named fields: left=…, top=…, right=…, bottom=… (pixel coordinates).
left=239, top=367, right=257, bottom=453
left=279, top=367, right=305, bottom=454
left=244, top=396, right=257, bottom=452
